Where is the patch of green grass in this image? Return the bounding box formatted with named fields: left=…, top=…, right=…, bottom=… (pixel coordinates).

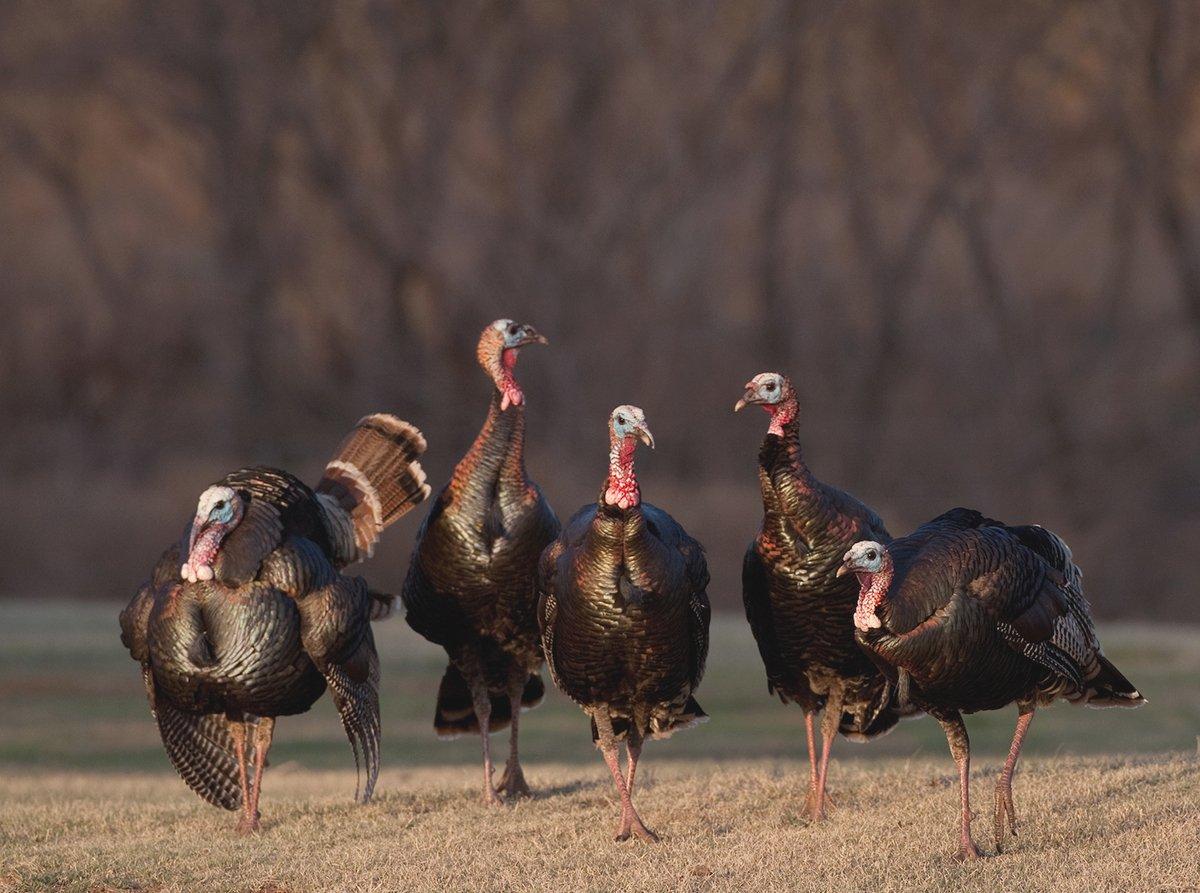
left=0, top=602, right=1196, bottom=775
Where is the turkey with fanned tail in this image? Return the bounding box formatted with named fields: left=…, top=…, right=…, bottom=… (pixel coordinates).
left=401, top=319, right=560, bottom=804
left=839, top=507, right=1145, bottom=859
left=735, top=372, right=908, bottom=821
left=537, top=405, right=710, bottom=843
left=120, top=414, right=430, bottom=832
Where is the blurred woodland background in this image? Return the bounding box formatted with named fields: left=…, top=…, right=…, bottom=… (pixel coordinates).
left=1, top=1, right=1198, bottom=618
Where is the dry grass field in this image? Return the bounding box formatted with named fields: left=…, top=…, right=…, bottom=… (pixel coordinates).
left=1, top=602, right=1198, bottom=892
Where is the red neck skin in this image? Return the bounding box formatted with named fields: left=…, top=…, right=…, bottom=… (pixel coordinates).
left=763, top=392, right=799, bottom=438
left=853, top=558, right=894, bottom=632
left=495, top=347, right=524, bottom=410
left=182, top=520, right=233, bottom=581
left=603, top=434, right=640, bottom=509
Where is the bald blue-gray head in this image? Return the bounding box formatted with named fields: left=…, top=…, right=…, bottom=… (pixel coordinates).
left=837, top=541, right=887, bottom=577
left=181, top=485, right=245, bottom=583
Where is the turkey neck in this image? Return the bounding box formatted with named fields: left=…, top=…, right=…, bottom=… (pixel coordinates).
left=757, top=413, right=816, bottom=512
left=603, top=433, right=640, bottom=508
left=448, top=391, right=530, bottom=510
left=853, top=566, right=893, bottom=633
left=756, top=414, right=857, bottom=554
left=594, top=438, right=670, bottom=577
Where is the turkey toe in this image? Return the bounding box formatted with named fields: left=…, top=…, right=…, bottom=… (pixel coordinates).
left=498, top=764, right=532, bottom=799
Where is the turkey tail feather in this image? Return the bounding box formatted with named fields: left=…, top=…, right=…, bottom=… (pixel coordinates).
left=154, top=698, right=243, bottom=810
left=1085, top=654, right=1146, bottom=708
left=318, top=414, right=431, bottom=562
left=433, top=666, right=543, bottom=738
left=368, top=589, right=399, bottom=622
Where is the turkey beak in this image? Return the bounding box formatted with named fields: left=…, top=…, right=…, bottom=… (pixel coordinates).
left=733, top=383, right=757, bottom=413
left=835, top=559, right=853, bottom=578
left=635, top=425, right=655, bottom=449
left=520, top=325, right=548, bottom=346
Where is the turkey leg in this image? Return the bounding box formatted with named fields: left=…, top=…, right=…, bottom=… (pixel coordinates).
left=624, top=709, right=646, bottom=795
left=594, top=710, right=658, bottom=843
left=805, top=688, right=843, bottom=821
left=467, top=672, right=501, bottom=806
left=497, top=669, right=531, bottom=799
left=994, top=706, right=1034, bottom=852
left=230, top=720, right=254, bottom=834
left=938, top=711, right=981, bottom=860
left=803, top=712, right=818, bottom=804
left=237, top=717, right=274, bottom=834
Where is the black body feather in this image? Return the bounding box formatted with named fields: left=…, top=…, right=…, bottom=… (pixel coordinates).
left=402, top=392, right=560, bottom=734
left=742, top=416, right=904, bottom=739
left=538, top=499, right=711, bottom=741
left=856, top=508, right=1144, bottom=716
left=120, top=418, right=428, bottom=817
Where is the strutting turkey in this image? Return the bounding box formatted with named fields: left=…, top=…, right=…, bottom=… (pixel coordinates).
left=735, top=372, right=906, bottom=820
left=120, top=414, right=429, bottom=832
left=537, top=405, right=711, bottom=842
left=401, top=319, right=560, bottom=804
left=839, top=508, right=1145, bottom=859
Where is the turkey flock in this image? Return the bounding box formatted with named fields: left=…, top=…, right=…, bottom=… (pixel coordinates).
left=121, top=318, right=1143, bottom=859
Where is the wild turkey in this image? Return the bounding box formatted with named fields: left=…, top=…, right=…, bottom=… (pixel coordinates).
left=402, top=319, right=560, bottom=804
left=839, top=508, right=1145, bottom=859
left=119, top=414, right=430, bottom=832
left=537, top=405, right=710, bottom=842
left=734, top=372, right=904, bottom=820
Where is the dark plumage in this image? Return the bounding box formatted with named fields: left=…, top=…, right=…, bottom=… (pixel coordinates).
left=538, top=405, right=710, bottom=842
left=120, top=414, right=429, bottom=831
left=402, top=319, right=560, bottom=803
left=840, top=508, right=1145, bottom=859
left=735, top=372, right=904, bottom=820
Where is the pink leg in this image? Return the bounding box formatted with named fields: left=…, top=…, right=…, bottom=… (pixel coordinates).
left=498, top=672, right=531, bottom=799
left=469, top=678, right=501, bottom=806
left=238, top=717, right=274, bottom=834
left=994, top=707, right=1034, bottom=851
left=595, top=710, right=658, bottom=843
left=231, top=721, right=255, bottom=834
left=805, top=689, right=843, bottom=821
left=805, top=712, right=818, bottom=790
left=939, top=712, right=981, bottom=860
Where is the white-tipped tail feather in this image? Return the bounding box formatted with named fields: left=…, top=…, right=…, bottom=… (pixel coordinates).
left=368, top=591, right=399, bottom=622
left=317, top=413, right=431, bottom=565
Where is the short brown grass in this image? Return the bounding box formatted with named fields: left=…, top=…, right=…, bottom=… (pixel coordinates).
left=1, top=602, right=1198, bottom=892
left=2, top=755, right=1198, bottom=893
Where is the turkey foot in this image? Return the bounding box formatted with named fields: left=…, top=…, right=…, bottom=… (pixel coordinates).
left=481, top=781, right=503, bottom=807
left=994, top=780, right=1018, bottom=851
left=955, top=837, right=983, bottom=861
left=994, top=709, right=1033, bottom=852
left=615, top=806, right=659, bottom=843
left=235, top=811, right=261, bottom=835
left=497, top=762, right=532, bottom=799
left=801, top=785, right=837, bottom=820
left=801, top=784, right=824, bottom=821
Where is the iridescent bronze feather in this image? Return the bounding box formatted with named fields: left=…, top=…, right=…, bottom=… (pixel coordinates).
left=120, top=414, right=429, bottom=831
left=537, top=405, right=710, bottom=843
left=402, top=320, right=559, bottom=803
left=843, top=508, right=1144, bottom=858
left=735, top=372, right=904, bottom=822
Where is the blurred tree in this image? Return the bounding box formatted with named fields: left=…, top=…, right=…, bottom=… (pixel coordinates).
left=0, top=0, right=1196, bottom=617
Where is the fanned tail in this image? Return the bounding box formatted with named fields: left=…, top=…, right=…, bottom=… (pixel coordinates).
left=317, top=414, right=431, bottom=563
